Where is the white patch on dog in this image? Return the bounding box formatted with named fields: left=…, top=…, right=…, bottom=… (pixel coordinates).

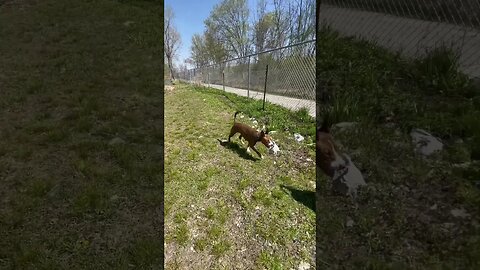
left=332, top=154, right=366, bottom=198
left=330, top=151, right=346, bottom=169
left=269, top=142, right=280, bottom=155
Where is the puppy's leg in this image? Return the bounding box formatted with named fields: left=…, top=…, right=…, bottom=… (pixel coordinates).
left=251, top=145, right=263, bottom=159
left=228, top=127, right=237, bottom=143
left=239, top=135, right=246, bottom=145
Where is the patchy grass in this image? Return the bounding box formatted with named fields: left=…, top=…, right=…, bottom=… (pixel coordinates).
left=164, top=83, right=315, bottom=269
left=317, top=25, right=480, bottom=268
left=0, top=0, right=163, bottom=268
left=197, top=86, right=316, bottom=141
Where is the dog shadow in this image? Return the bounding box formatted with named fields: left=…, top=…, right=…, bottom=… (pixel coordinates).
left=217, top=139, right=259, bottom=161
left=280, top=184, right=315, bottom=212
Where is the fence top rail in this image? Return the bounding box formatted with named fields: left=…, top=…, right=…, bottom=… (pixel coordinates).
left=191, top=39, right=316, bottom=70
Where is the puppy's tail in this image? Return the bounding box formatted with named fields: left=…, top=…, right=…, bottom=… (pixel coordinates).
left=233, top=111, right=241, bottom=124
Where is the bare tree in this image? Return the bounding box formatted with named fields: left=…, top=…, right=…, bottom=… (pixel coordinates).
left=164, top=6, right=181, bottom=80
left=288, top=0, right=315, bottom=43
left=187, top=0, right=315, bottom=66
left=253, top=0, right=277, bottom=53
left=204, top=29, right=228, bottom=64
left=191, top=34, right=209, bottom=67
left=271, top=0, right=290, bottom=48
left=204, top=0, right=250, bottom=62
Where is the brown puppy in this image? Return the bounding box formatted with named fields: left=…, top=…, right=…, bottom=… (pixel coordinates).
left=316, top=116, right=345, bottom=177
left=223, top=111, right=274, bottom=159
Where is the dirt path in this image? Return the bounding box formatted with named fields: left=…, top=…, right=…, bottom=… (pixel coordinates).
left=196, top=82, right=316, bottom=118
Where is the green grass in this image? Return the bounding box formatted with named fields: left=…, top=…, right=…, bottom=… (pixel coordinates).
left=164, top=83, right=315, bottom=269
left=198, top=86, right=316, bottom=140
left=0, top=0, right=163, bottom=268
left=317, top=25, right=480, bottom=268
left=318, top=24, right=480, bottom=142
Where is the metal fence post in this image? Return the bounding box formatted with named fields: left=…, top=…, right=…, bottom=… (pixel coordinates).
left=247, top=56, right=250, bottom=98
left=181, top=40, right=315, bottom=114
left=263, top=64, right=268, bottom=111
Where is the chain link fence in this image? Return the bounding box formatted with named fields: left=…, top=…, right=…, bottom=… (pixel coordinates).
left=319, top=0, right=480, bottom=79
left=177, top=40, right=316, bottom=118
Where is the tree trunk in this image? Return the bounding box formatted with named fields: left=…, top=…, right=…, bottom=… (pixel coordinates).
left=167, top=57, right=175, bottom=80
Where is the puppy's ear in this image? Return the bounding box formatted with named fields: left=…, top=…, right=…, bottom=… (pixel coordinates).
left=265, top=127, right=270, bottom=134
left=260, top=130, right=265, bottom=137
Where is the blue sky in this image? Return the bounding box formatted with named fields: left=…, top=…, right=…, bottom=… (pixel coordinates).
left=165, top=0, right=266, bottom=68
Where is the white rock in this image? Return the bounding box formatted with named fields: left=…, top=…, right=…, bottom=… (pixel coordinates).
left=109, top=137, right=125, bottom=145
left=298, top=261, right=310, bottom=270
left=450, top=208, right=470, bottom=218
left=410, top=129, right=443, bottom=156
left=346, top=217, right=354, bottom=227
left=294, top=133, right=304, bottom=142
left=123, top=21, right=134, bottom=27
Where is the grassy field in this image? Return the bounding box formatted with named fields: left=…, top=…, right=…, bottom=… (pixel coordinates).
left=164, top=83, right=315, bottom=269
left=0, top=0, right=164, bottom=268
left=316, top=26, right=480, bottom=268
